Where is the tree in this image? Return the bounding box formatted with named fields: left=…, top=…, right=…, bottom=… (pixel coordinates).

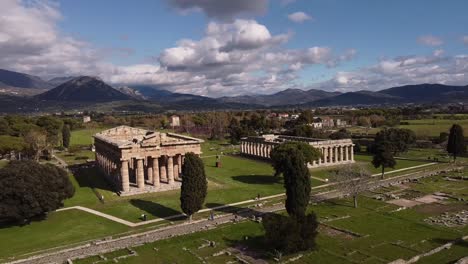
left=180, top=153, right=207, bottom=221
left=262, top=145, right=318, bottom=254
left=374, top=128, right=416, bottom=156
left=0, top=135, right=27, bottom=156
left=329, top=128, right=351, bottom=140
left=23, top=129, right=47, bottom=161
left=283, top=148, right=311, bottom=218
left=447, top=124, right=466, bottom=161
left=0, top=161, right=74, bottom=223
left=330, top=164, right=372, bottom=208
left=372, top=142, right=396, bottom=179
left=227, top=117, right=244, bottom=144
left=62, top=125, right=71, bottom=149
left=270, top=142, right=321, bottom=178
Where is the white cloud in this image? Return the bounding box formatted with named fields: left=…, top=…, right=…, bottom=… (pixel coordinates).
left=418, top=35, right=443, bottom=46
left=462, top=35, right=468, bottom=46
left=288, top=11, right=312, bottom=23
left=167, top=0, right=268, bottom=20
left=312, top=52, right=468, bottom=92
left=0, top=0, right=105, bottom=78
left=0, top=1, right=355, bottom=97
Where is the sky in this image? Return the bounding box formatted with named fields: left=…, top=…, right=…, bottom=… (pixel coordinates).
left=1, top=0, right=468, bottom=97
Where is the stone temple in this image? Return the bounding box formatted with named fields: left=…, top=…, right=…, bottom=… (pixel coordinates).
left=240, top=135, right=355, bottom=167
left=93, top=126, right=203, bottom=196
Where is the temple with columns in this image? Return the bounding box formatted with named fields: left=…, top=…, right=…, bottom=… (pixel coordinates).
left=93, top=126, right=203, bottom=196
left=240, top=135, right=354, bottom=167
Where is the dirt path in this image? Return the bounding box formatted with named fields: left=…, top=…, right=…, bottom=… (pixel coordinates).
left=8, top=165, right=458, bottom=264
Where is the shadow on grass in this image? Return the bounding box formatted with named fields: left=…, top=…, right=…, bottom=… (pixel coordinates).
left=431, top=238, right=468, bottom=247
left=130, top=199, right=183, bottom=220
left=232, top=175, right=280, bottom=185
left=70, top=165, right=114, bottom=192
left=205, top=202, right=266, bottom=217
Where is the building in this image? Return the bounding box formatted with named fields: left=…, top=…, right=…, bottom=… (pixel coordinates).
left=83, top=116, right=91, bottom=123
left=310, top=117, right=323, bottom=129
left=93, top=126, right=203, bottom=196
left=169, top=115, right=180, bottom=127
left=322, top=117, right=334, bottom=128
left=240, top=135, right=354, bottom=168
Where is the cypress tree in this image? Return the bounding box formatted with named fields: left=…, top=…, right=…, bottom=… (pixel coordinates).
left=447, top=124, right=466, bottom=161
left=283, top=148, right=311, bottom=218
left=372, top=142, right=396, bottom=179
left=180, top=152, right=207, bottom=221
left=62, top=125, right=71, bottom=149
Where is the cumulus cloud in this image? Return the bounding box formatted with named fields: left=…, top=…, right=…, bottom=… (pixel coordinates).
left=312, top=52, right=468, bottom=92
left=167, top=0, right=268, bottom=20
left=149, top=19, right=353, bottom=96
left=0, top=0, right=355, bottom=97
left=418, top=35, right=443, bottom=46
left=0, top=0, right=107, bottom=78
left=462, top=35, right=468, bottom=46
left=288, top=12, right=312, bottom=23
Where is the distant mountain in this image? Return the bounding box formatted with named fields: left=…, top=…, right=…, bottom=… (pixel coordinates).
left=308, top=90, right=403, bottom=106
left=48, top=76, right=77, bottom=87
left=379, top=83, right=468, bottom=103
left=220, top=88, right=340, bottom=106
left=0, top=69, right=51, bottom=96
left=36, top=76, right=132, bottom=102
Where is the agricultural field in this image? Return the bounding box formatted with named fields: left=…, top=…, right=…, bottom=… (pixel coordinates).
left=74, top=172, right=468, bottom=264
left=399, top=118, right=468, bottom=138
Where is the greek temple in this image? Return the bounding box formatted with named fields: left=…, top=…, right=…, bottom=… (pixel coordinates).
left=240, top=135, right=355, bottom=167
left=93, top=126, right=203, bottom=195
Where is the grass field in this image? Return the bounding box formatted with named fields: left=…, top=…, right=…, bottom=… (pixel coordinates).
left=70, top=128, right=107, bottom=146
left=0, top=160, right=7, bottom=168
left=399, top=119, right=468, bottom=138
left=74, top=174, right=468, bottom=264
left=1, top=128, right=465, bottom=262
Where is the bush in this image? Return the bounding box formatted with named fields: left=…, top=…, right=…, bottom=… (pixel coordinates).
left=263, top=213, right=318, bottom=254
left=0, top=161, right=74, bottom=223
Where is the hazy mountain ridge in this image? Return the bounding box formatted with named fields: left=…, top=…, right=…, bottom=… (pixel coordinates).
left=36, top=76, right=133, bottom=102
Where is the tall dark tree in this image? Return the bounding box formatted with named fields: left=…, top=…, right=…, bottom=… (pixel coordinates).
left=374, top=128, right=416, bottom=155
left=270, top=142, right=321, bottom=178
left=447, top=124, right=466, bottom=161
left=0, top=161, right=74, bottom=223
left=372, top=142, right=396, bottom=179
left=180, top=152, right=207, bottom=221
left=283, top=148, right=311, bottom=218
left=62, top=125, right=71, bottom=149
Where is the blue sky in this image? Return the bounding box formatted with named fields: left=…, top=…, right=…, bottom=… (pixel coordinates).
left=1, top=0, right=468, bottom=96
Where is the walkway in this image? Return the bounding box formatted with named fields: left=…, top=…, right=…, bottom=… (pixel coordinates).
left=55, top=162, right=438, bottom=228
left=9, top=164, right=458, bottom=264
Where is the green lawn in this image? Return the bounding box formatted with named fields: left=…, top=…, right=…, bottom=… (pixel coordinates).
left=0, top=210, right=129, bottom=261
left=310, top=154, right=431, bottom=180
left=70, top=128, right=107, bottom=146
left=399, top=118, right=468, bottom=138
left=0, top=160, right=8, bottom=168
left=74, top=178, right=468, bottom=264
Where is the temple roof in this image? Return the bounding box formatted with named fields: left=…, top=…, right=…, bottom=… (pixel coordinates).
left=93, top=125, right=203, bottom=148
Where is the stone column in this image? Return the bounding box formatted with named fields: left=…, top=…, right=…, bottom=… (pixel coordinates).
left=340, top=146, right=344, bottom=163
left=344, top=145, right=348, bottom=162
left=120, top=160, right=130, bottom=193
left=160, top=156, right=167, bottom=182
left=334, top=146, right=338, bottom=164
left=137, top=158, right=145, bottom=189
left=152, top=157, right=160, bottom=187
left=167, top=156, right=174, bottom=185
left=350, top=144, right=354, bottom=161
left=178, top=155, right=182, bottom=174
left=147, top=158, right=153, bottom=184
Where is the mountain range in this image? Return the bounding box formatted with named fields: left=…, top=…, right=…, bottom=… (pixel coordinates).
left=0, top=68, right=468, bottom=112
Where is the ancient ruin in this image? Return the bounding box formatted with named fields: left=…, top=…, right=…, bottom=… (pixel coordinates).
left=93, top=126, right=203, bottom=195
left=240, top=135, right=355, bottom=167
